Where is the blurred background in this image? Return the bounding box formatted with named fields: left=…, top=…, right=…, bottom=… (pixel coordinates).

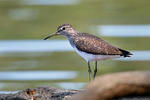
left=0, top=0, right=150, bottom=92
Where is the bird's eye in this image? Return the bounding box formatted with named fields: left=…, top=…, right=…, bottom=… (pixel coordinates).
left=62, top=27, right=65, bottom=30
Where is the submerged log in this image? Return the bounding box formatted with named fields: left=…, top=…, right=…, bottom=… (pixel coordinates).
left=1, top=71, right=150, bottom=100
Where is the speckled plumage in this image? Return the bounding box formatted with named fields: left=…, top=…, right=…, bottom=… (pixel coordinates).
left=44, top=24, right=132, bottom=80
left=57, top=24, right=131, bottom=57
left=72, top=32, right=122, bottom=55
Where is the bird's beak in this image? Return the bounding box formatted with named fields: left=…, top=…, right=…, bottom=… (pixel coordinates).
left=44, top=32, right=59, bottom=40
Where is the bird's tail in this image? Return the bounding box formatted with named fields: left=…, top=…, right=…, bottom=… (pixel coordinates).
left=119, top=48, right=133, bottom=57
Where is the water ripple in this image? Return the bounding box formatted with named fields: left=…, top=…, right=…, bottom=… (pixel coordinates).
left=0, top=71, right=77, bottom=80
left=98, top=25, right=150, bottom=37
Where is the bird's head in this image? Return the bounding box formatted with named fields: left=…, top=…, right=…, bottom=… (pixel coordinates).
left=44, top=24, right=76, bottom=40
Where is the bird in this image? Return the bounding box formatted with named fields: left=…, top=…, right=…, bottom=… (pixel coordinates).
left=44, top=24, right=132, bottom=81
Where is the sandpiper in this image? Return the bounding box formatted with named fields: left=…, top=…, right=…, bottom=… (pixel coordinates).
left=44, top=24, right=132, bottom=81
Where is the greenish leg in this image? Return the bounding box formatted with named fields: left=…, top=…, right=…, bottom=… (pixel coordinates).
left=88, top=61, right=91, bottom=81
left=93, top=61, right=97, bottom=79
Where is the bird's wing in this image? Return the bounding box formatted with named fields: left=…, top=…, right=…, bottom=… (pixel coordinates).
left=73, top=33, right=122, bottom=55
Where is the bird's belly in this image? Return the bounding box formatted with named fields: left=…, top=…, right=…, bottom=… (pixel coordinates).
left=74, top=47, right=121, bottom=62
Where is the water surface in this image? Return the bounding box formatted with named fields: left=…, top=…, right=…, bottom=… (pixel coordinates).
left=0, top=40, right=72, bottom=53
left=0, top=40, right=149, bottom=61
left=20, top=0, right=79, bottom=5
left=98, top=25, right=150, bottom=37
left=0, top=0, right=150, bottom=92
left=0, top=71, right=77, bottom=80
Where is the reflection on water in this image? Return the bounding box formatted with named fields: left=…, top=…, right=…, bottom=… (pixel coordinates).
left=98, top=25, right=150, bottom=37
left=0, top=91, right=18, bottom=94
left=0, top=40, right=149, bottom=61
left=56, top=82, right=86, bottom=89
left=0, top=40, right=73, bottom=53
left=20, top=0, right=79, bottom=5
left=0, top=0, right=150, bottom=93
left=0, top=71, right=77, bottom=80
left=117, top=51, right=150, bottom=61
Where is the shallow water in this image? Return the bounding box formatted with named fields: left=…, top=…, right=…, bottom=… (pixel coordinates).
left=0, top=71, right=77, bottom=80
left=0, top=0, right=150, bottom=92
left=0, top=40, right=149, bottom=61
left=117, top=51, right=150, bottom=61
left=98, top=25, right=150, bottom=37
left=0, top=40, right=150, bottom=91
left=0, top=40, right=72, bottom=52
left=20, top=0, right=79, bottom=5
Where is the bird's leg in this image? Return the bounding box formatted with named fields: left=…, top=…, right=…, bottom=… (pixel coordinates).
left=93, top=61, right=97, bottom=79
left=88, top=61, right=91, bottom=81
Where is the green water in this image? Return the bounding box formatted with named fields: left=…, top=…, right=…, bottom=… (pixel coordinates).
left=0, top=0, right=150, bottom=91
